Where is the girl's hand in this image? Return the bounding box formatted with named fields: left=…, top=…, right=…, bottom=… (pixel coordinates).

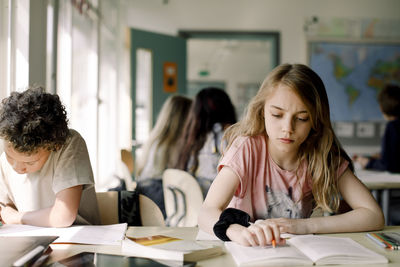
left=226, top=220, right=286, bottom=247
left=0, top=204, right=22, bottom=224
left=266, top=218, right=311, bottom=235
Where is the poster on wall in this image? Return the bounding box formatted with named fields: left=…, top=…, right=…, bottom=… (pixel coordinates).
left=163, top=62, right=177, bottom=93
left=308, top=40, right=400, bottom=121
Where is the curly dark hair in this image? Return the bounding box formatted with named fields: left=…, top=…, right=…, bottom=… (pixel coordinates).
left=0, top=86, right=70, bottom=153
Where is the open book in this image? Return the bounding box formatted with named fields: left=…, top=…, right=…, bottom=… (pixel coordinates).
left=122, top=235, right=224, bottom=262
left=225, top=235, right=388, bottom=266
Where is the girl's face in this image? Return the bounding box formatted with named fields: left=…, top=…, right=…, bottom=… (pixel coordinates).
left=264, top=84, right=312, bottom=156
left=4, top=142, right=50, bottom=174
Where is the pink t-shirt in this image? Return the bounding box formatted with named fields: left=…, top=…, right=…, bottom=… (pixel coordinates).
left=218, top=135, right=348, bottom=221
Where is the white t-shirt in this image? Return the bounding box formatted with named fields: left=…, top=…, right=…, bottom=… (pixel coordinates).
left=0, top=129, right=100, bottom=225
left=187, top=123, right=225, bottom=181
left=137, top=141, right=165, bottom=181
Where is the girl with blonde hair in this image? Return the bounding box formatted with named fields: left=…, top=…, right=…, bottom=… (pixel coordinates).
left=198, top=63, right=384, bottom=246
left=136, top=95, right=192, bottom=180
left=136, top=95, right=192, bottom=217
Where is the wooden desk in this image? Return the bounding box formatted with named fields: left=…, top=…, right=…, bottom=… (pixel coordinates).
left=49, top=226, right=400, bottom=267
left=356, top=169, right=400, bottom=225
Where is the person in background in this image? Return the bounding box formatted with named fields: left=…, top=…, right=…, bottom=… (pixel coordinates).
left=136, top=95, right=192, bottom=217
left=174, top=87, right=237, bottom=197
left=354, top=84, right=400, bottom=173
left=136, top=95, right=192, bottom=180
left=0, top=86, right=100, bottom=226
left=198, top=64, right=384, bottom=247
left=353, top=84, right=400, bottom=225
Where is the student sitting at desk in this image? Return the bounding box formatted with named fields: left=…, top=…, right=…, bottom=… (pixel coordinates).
left=354, top=84, right=400, bottom=173
left=174, top=87, right=236, bottom=197
left=198, top=64, right=384, bottom=247
left=0, top=86, right=100, bottom=227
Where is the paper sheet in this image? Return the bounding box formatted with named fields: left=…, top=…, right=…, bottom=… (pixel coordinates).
left=195, top=229, right=220, bottom=241
left=0, top=223, right=127, bottom=245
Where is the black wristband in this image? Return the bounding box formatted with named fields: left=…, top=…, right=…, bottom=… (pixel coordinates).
left=213, top=208, right=251, bottom=241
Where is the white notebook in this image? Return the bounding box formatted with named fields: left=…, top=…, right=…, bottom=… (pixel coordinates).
left=0, top=223, right=127, bottom=245
left=225, top=235, right=388, bottom=266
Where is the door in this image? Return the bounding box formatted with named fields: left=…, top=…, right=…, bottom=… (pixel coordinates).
left=130, top=28, right=187, bottom=154
left=181, top=31, right=280, bottom=118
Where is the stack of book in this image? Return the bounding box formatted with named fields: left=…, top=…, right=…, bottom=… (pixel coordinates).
left=366, top=232, right=400, bottom=250
left=122, top=234, right=224, bottom=262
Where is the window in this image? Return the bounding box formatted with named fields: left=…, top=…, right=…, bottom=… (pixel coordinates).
left=0, top=0, right=130, bottom=189
left=0, top=0, right=30, bottom=98
left=134, top=48, right=152, bottom=159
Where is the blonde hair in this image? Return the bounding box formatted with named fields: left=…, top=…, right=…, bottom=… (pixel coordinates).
left=136, top=95, right=192, bottom=176
left=224, top=63, right=353, bottom=213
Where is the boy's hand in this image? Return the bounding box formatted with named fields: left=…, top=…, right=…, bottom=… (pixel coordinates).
left=0, top=202, right=3, bottom=224
left=0, top=204, right=23, bottom=224
left=354, top=156, right=370, bottom=168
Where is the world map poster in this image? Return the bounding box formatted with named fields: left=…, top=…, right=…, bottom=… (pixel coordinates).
left=309, top=41, right=400, bottom=121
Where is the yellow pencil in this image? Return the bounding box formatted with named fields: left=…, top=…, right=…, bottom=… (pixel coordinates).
left=272, top=239, right=276, bottom=248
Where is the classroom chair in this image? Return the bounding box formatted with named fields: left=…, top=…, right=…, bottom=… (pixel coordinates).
left=118, top=149, right=136, bottom=191
left=162, top=169, right=204, bottom=227
left=96, top=191, right=165, bottom=226
left=121, top=149, right=134, bottom=176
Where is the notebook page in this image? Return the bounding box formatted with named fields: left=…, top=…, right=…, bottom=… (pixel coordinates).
left=225, top=241, right=312, bottom=266
left=288, top=235, right=388, bottom=265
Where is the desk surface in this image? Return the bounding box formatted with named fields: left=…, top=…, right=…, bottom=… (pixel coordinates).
left=356, top=169, right=400, bottom=189
left=49, top=226, right=400, bottom=267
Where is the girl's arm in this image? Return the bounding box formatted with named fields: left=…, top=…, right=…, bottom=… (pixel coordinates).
left=1, top=185, right=83, bottom=227
left=308, top=168, right=384, bottom=233
left=199, top=166, right=283, bottom=246
left=274, top=169, right=385, bottom=234
left=198, top=166, right=239, bottom=234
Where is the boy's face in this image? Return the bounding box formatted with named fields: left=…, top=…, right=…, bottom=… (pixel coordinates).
left=3, top=142, right=50, bottom=174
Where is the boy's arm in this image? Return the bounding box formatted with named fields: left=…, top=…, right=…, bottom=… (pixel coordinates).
left=1, top=185, right=83, bottom=227
left=364, top=121, right=398, bottom=172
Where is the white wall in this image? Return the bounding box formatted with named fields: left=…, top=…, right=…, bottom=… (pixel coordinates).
left=124, top=0, right=400, bottom=65
left=125, top=0, right=400, bottom=157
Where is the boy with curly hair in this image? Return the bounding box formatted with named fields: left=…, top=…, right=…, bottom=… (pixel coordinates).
left=0, top=86, right=100, bottom=226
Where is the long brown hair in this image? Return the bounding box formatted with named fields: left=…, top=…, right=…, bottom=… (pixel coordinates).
left=224, top=64, right=353, bottom=213
left=174, top=87, right=236, bottom=174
